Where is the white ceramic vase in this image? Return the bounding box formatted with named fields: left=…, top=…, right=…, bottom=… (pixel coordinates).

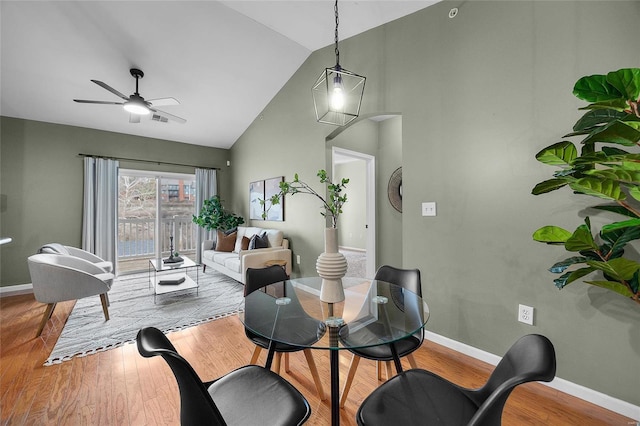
left=316, top=227, right=348, bottom=303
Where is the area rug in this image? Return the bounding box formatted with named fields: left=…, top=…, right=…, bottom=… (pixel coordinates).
left=45, top=269, right=244, bottom=365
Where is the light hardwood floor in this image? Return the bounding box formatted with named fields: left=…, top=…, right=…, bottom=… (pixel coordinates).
left=0, top=292, right=635, bottom=425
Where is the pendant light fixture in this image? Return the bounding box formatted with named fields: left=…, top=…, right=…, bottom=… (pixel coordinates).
left=312, top=0, right=366, bottom=126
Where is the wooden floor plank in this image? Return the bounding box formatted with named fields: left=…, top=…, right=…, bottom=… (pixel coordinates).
left=0, top=292, right=635, bottom=426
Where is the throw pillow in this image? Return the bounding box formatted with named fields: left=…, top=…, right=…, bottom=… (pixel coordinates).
left=224, top=227, right=237, bottom=235
left=249, top=232, right=269, bottom=250
left=240, top=236, right=250, bottom=251
left=215, top=230, right=237, bottom=252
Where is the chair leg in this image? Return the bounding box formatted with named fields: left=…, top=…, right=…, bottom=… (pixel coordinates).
left=284, top=352, right=290, bottom=373
left=376, top=361, right=393, bottom=381
left=340, top=354, right=360, bottom=407
left=407, top=353, right=418, bottom=369
left=202, top=264, right=206, bottom=273
left=249, top=346, right=262, bottom=364
left=100, top=294, right=110, bottom=321
left=303, top=349, right=326, bottom=401
left=273, top=352, right=283, bottom=374
left=36, top=303, right=56, bottom=338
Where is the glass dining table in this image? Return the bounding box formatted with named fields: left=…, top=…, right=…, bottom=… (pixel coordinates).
left=239, top=276, right=430, bottom=426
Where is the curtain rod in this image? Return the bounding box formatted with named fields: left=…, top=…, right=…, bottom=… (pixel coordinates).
left=78, top=153, right=220, bottom=170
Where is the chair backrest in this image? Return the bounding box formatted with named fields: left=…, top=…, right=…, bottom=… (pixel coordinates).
left=374, top=265, right=422, bottom=296
left=245, top=265, right=288, bottom=296
left=467, top=334, right=557, bottom=426
left=38, top=243, right=70, bottom=255
left=136, top=327, right=227, bottom=426
left=27, top=253, right=112, bottom=303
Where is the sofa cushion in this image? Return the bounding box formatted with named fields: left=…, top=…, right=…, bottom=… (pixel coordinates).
left=224, top=256, right=241, bottom=273
left=213, top=252, right=237, bottom=266
left=249, top=232, right=269, bottom=249
left=216, top=230, right=237, bottom=252
left=264, top=230, right=284, bottom=248
left=234, top=226, right=264, bottom=252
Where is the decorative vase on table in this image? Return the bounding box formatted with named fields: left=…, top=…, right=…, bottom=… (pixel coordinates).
left=316, top=227, right=348, bottom=303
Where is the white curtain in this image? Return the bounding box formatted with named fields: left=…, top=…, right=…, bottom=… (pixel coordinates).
left=195, top=168, right=217, bottom=263
left=82, top=157, right=119, bottom=273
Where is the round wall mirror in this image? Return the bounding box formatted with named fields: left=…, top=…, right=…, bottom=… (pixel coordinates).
left=388, top=167, right=402, bottom=213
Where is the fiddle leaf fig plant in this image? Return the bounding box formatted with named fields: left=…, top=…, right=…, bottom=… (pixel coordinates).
left=261, top=169, right=349, bottom=228
left=532, top=68, right=640, bottom=305
left=192, top=195, right=244, bottom=231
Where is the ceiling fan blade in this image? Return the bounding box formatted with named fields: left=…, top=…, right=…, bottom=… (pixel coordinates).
left=74, top=99, right=124, bottom=105
left=91, top=80, right=129, bottom=101
left=149, top=107, right=186, bottom=124
left=129, top=114, right=141, bottom=124
left=147, top=97, right=179, bottom=107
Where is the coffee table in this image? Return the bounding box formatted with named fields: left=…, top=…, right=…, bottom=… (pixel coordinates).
left=148, top=256, right=200, bottom=303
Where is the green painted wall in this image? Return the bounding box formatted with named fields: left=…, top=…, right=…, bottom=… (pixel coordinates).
left=230, top=1, right=640, bottom=406
left=0, top=117, right=229, bottom=286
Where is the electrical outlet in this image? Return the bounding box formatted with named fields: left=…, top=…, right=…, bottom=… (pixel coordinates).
left=518, top=304, right=534, bottom=325
left=296, top=255, right=301, bottom=265
left=422, top=202, right=436, bottom=217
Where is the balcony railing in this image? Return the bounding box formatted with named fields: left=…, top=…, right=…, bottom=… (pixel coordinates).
left=118, top=216, right=197, bottom=259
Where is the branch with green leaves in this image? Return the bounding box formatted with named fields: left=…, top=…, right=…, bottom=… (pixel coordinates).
left=261, top=169, right=349, bottom=228
left=532, top=68, right=640, bottom=305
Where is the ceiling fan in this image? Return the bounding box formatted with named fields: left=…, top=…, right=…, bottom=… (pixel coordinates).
left=74, top=68, right=186, bottom=124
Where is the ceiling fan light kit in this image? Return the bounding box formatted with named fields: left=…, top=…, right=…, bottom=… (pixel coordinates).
left=74, top=68, right=186, bottom=124
left=313, top=0, right=366, bottom=127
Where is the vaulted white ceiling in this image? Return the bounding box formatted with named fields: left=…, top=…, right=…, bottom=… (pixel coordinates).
left=1, top=1, right=438, bottom=149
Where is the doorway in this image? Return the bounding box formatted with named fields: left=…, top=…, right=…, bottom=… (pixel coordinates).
left=332, top=147, right=376, bottom=278
left=117, top=169, right=197, bottom=274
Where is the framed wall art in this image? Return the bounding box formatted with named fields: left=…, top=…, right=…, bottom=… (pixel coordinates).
left=264, top=176, right=284, bottom=221
left=249, top=180, right=265, bottom=220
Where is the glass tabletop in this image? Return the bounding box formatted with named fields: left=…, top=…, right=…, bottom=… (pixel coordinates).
left=149, top=255, right=198, bottom=272
left=239, top=277, right=429, bottom=351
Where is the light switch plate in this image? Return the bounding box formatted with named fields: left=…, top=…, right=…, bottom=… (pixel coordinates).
left=422, top=202, right=436, bottom=216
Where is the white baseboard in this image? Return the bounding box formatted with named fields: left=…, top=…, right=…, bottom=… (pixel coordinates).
left=424, top=331, right=640, bottom=421
left=0, top=283, right=33, bottom=297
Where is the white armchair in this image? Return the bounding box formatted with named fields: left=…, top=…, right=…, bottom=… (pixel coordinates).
left=27, top=253, right=114, bottom=337
left=39, top=243, right=113, bottom=273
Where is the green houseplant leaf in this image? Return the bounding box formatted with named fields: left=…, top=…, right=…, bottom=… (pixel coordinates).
left=606, top=68, right=640, bottom=101
left=565, top=223, right=599, bottom=252
left=532, top=226, right=572, bottom=244
left=531, top=178, right=570, bottom=195
left=533, top=68, right=640, bottom=305
left=580, top=120, right=640, bottom=146
left=535, top=141, right=577, bottom=166
left=569, top=177, right=625, bottom=200
left=553, top=267, right=596, bottom=289
left=573, top=109, right=629, bottom=132
left=573, top=73, right=622, bottom=102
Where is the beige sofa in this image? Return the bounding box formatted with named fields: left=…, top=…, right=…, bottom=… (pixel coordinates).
left=201, top=226, right=292, bottom=284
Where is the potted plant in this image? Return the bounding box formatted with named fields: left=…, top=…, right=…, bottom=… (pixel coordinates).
left=192, top=195, right=244, bottom=232
left=263, top=170, right=350, bottom=302
left=532, top=68, right=640, bottom=305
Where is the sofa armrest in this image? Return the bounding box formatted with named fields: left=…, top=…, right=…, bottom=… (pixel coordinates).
left=240, top=247, right=292, bottom=280
left=202, top=239, right=215, bottom=252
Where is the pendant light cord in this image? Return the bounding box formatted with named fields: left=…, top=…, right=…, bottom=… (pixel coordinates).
left=334, top=0, right=340, bottom=69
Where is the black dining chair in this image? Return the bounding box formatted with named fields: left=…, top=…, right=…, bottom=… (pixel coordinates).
left=136, top=326, right=311, bottom=426
left=244, top=265, right=326, bottom=400
left=340, top=265, right=423, bottom=407
left=356, top=334, right=557, bottom=426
